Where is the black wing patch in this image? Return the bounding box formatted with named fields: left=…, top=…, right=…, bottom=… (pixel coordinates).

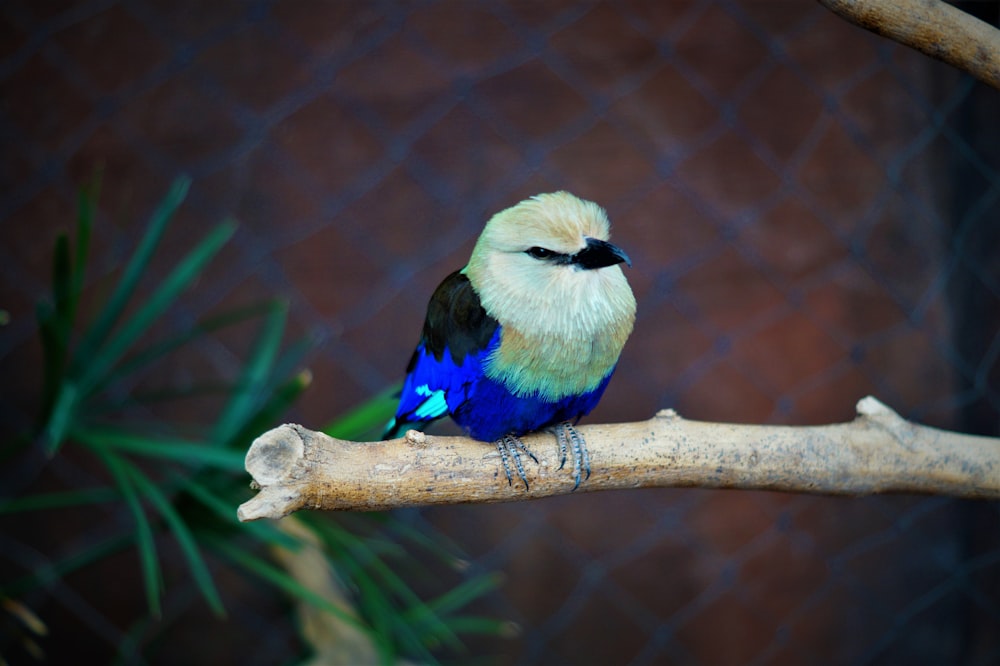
left=387, top=271, right=499, bottom=439
left=417, top=270, right=499, bottom=366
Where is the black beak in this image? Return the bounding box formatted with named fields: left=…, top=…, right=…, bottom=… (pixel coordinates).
left=574, top=237, right=632, bottom=270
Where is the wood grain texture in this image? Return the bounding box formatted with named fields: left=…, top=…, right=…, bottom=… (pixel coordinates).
left=238, top=397, right=1000, bottom=521
left=818, top=0, right=1000, bottom=89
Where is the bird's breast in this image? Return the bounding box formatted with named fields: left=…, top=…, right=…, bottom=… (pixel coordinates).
left=473, top=260, right=636, bottom=401
left=485, top=317, right=631, bottom=401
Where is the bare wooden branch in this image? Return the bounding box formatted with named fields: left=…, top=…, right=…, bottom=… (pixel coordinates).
left=817, top=0, right=1000, bottom=90
left=237, top=397, right=1000, bottom=521
left=269, top=517, right=379, bottom=665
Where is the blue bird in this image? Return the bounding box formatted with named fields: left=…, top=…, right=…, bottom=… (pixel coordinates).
left=384, top=192, right=636, bottom=490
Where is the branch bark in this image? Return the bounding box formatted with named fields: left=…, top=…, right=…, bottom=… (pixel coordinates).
left=237, top=397, right=1000, bottom=520
left=817, top=0, right=1000, bottom=90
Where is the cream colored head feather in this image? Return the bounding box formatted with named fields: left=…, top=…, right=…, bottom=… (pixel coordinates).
left=463, top=192, right=636, bottom=400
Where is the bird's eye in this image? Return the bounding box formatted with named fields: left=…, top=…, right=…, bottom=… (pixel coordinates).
left=526, top=247, right=555, bottom=260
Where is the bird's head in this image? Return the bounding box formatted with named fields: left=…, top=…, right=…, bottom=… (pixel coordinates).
left=464, top=192, right=636, bottom=340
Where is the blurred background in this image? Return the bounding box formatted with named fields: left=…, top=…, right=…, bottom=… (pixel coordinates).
left=2, top=0, right=999, bottom=664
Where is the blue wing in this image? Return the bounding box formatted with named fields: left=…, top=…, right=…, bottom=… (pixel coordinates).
left=387, top=325, right=613, bottom=442
left=384, top=270, right=498, bottom=438
left=386, top=331, right=498, bottom=433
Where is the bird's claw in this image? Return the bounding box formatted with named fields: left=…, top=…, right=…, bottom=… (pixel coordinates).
left=496, top=424, right=590, bottom=491
left=553, top=422, right=591, bottom=490
left=495, top=434, right=538, bottom=491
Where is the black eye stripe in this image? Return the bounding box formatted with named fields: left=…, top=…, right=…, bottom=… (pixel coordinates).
left=526, top=246, right=555, bottom=259
left=525, top=246, right=576, bottom=265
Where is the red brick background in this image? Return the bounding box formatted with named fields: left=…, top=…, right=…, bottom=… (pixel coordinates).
left=2, top=1, right=999, bottom=664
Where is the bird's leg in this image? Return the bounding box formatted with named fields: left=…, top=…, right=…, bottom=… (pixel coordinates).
left=495, top=434, right=538, bottom=491
left=555, top=424, right=569, bottom=470
left=552, top=422, right=591, bottom=490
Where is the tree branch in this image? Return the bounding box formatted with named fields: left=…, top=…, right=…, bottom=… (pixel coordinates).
left=817, top=0, right=1000, bottom=90
left=237, top=397, right=1000, bottom=520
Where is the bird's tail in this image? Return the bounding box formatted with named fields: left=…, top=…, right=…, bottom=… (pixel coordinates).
left=382, top=417, right=404, bottom=440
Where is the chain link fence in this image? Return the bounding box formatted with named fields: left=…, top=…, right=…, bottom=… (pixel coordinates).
left=1, top=0, right=998, bottom=663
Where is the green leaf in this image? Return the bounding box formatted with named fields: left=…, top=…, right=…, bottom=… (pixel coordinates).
left=311, top=518, right=457, bottom=656
left=52, top=232, right=72, bottom=339
left=211, top=299, right=287, bottom=447
left=387, top=516, right=468, bottom=570
left=74, top=427, right=245, bottom=471
left=310, top=516, right=417, bottom=566
left=41, top=381, right=79, bottom=456
left=76, top=220, right=236, bottom=396
left=177, top=478, right=299, bottom=549
left=2, top=534, right=131, bottom=597
left=302, top=519, right=412, bottom=658
left=422, top=572, right=502, bottom=618
left=96, top=301, right=278, bottom=393
left=122, top=460, right=226, bottom=617
left=35, top=177, right=97, bottom=446
left=36, top=301, right=67, bottom=432
left=347, top=564, right=409, bottom=663
left=322, top=384, right=401, bottom=442
left=439, top=615, right=514, bottom=637
left=37, top=231, right=74, bottom=437
left=99, top=381, right=233, bottom=410
left=0, top=487, right=118, bottom=513
left=94, top=447, right=163, bottom=618
left=229, top=368, right=311, bottom=450
left=75, top=176, right=190, bottom=367
left=208, top=536, right=370, bottom=633
left=269, top=334, right=313, bottom=381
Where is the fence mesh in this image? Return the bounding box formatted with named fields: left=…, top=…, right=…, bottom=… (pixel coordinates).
left=1, top=0, right=999, bottom=664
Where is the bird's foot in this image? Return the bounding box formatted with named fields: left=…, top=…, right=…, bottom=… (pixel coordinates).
left=552, top=422, right=591, bottom=490
left=495, top=434, right=539, bottom=491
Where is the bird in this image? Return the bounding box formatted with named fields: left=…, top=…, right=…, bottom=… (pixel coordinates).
left=383, top=191, right=636, bottom=490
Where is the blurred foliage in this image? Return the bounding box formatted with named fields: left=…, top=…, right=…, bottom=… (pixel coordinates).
left=0, top=176, right=506, bottom=664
